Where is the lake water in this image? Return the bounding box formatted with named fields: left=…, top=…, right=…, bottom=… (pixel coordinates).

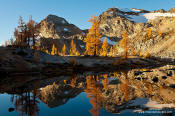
left=1, top=65, right=175, bottom=116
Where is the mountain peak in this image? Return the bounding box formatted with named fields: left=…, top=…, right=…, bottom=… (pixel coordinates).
left=44, top=14, right=69, bottom=25
left=38, top=15, right=83, bottom=39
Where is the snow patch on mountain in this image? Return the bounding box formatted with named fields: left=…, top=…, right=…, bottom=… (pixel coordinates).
left=143, top=13, right=175, bottom=20
left=131, top=8, right=142, bottom=12
left=101, top=37, right=118, bottom=45
left=120, top=8, right=134, bottom=12
left=128, top=13, right=175, bottom=23
left=128, top=13, right=148, bottom=23
left=116, top=8, right=175, bottom=23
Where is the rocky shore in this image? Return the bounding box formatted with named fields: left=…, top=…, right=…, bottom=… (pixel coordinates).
left=1, top=47, right=175, bottom=77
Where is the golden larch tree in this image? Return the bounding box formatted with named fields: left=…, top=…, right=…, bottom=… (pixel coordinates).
left=119, top=30, right=129, bottom=59
left=84, top=75, right=102, bottom=116
left=102, top=74, right=109, bottom=91
left=51, top=44, right=57, bottom=55
left=121, top=72, right=129, bottom=102
left=55, top=47, right=58, bottom=55
left=71, top=77, right=77, bottom=88
left=100, top=37, right=109, bottom=56
left=84, top=16, right=102, bottom=56
left=147, top=27, right=152, bottom=40
left=62, top=44, right=67, bottom=56
left=109, top=46, right=113, bottom=56
left=45, top=49, right=49, bottom=54
left=27, top=16, right=38, bottom=48
left=70, top=39, right=80, bottom=55
left=113, top=44, right=118, bottom=56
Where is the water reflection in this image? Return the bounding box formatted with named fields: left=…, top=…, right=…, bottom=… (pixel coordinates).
left=12, top=91, right=39, bottom=116
left=10, top=84, right=39, bottom=116
left=1, top=65, right=175, bottom=115
left=84, top=75, right=102, bottom=116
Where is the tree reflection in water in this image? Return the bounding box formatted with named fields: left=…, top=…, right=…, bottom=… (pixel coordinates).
left=4, top=65, right=175, bottom=116
left=84, top=75, right=103, bottom=116
left=10, top=80, right=40, bottom=116
left=71, top=76, right=77, bottom=88
left=102, top=74, right=109, bottom=91
left=121, top=71, right=129, bottom=102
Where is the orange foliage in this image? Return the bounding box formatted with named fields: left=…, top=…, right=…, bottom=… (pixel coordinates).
left=62, top=44, right=67, bottom=56
left=121, top=79, right=129, bottom=101
left=84, top=75, right=102, bottom=116
left=119, top=30, right=129, bottom=59
left=45, top=49, right=49, bottom=54
left=51, top=44, right=57, bottom=55
left=121, top=72, right=129, bottom=101
left=102, top=74, right=109, bottom=91
left=70, top=39, right=80, bottom=56
left=147, top=27, right=152, bottom=39
left=148, top=83, right=153, bottom=94
left=84, top=16, right=102, bottom=56
left=71, top=77, right=77, bottom=88
left=64, top=80, right=67, bottom=84
left=100, top=37, right=109, bottom=56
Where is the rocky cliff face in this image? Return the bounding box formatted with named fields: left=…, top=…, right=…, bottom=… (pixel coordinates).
left=152, top=7, right=175, bottom=13
left=98, top=8, right=150, bottom=39
left=38, top=15, right=83, bottom=39
left=98, top=7, right=175, bottom=58
left=37, top=15, right=86, bottom=54
left=36, top=82, right=82, bottom=108
left=36, top=7, right=175, bottom=58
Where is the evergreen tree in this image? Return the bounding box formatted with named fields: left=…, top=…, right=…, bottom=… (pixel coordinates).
left=70, top=39, right=79, bottom=55
left=109, top=46, right=113, bottom=56
left=45, top=49, right=49, bottom=54
left=113, top=44, right=118, bottom=56
left=147, top=27, right=152, bottom=39
left=14, top=16, right=26, bottom=46
left=27, top=16, right=38, bottom=48
left=84, top=16, right=102, bottom=56
left=62, top=44, right=67, bottom=56
left=120, top=30, right=129, bottom=59
left=14, top=28, right=19, bottom=45
left=102, top=74, right=109, bottom=91
left=13, top=16, right=38, bottom=48
left=100, top=37, right=109, bottom=56
left=51, top=44, right=57, bottom=55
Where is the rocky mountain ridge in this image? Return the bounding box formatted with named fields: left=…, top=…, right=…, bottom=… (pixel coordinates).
left=36, top=7, right=175, bottom=58
left=98, top=7, right=175, bottom=58
left=37, top=15, right=86, bottom=54
left=152, top=7, right=175, bottom=13
left=38, top=14, right=84, bottom=39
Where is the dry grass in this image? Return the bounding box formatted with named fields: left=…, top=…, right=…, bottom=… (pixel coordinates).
left=69, top=57, right=77, bottom=66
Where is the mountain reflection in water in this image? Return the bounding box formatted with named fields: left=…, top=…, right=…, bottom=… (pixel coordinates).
left=1, top=65, right=175, bottom=116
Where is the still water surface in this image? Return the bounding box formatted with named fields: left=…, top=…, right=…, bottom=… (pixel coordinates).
left=1, top=65, right=175, bottom=116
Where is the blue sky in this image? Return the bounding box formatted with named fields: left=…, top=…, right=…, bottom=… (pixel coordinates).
left=0, top=0, right=175, bottom=44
